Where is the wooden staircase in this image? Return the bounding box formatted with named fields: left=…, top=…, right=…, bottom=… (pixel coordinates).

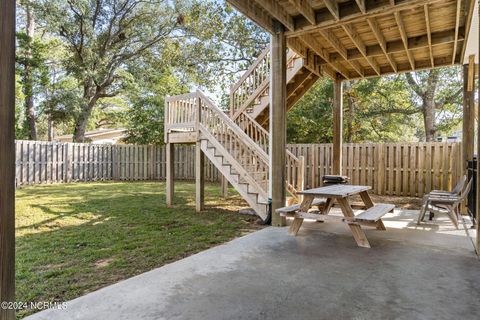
left=165, top=47, right=319, bottom=220
left=230, top=48, right=319, bottom=128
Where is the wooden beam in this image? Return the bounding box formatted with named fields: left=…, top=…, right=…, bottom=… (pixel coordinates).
left=195, top=141, right=205, bottom=212
left=328, top=27, right=464, bottom=63
left=394, top=11, right=415, bottom=70
left=324, top=0, right=340, bottom=20
left=452, top=0, right=461, bottom=64
left=333, top=78, right=343, bottom=175
left=255, top=0, right=295, bottom=31
left=346, top=55, right=459, bottom=79
left=424, top=4, right=434, bottom=67
left=0, top=0, right=16, bottom=318
left=298, top=34, right=350, bottom=79
left=287, top=0, right=446, bottom=37
left=460, top=0, right=476, bottom=62
left=288, top=0, right=316, bottom=25
left=367, top=17, right=397, bottom=72
left=355, top=0, right=366, bottom=14
left=319, top=29, right=364, bottom=77
left=166, top=143, right=174, bottom=206
left=269, top=21, right=287, bottom=226
left=342, top=24, right=381, bottom=75
left=226, top=0, right=274, bottom=33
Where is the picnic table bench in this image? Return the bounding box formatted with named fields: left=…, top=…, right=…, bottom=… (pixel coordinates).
left=276, top=185, right=395, bottom=248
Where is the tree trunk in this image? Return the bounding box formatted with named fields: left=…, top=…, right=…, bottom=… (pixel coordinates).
left=47, top=116, right=54, bottom=141
left=422, top=99, right=436, bottom=141
left=24, top=4, right=37, bottom=140
left=422, top=71, right=439, bottom=142
left=345, top=81, right=355, bottom=143
left=72, top=92, right=98, bottom=142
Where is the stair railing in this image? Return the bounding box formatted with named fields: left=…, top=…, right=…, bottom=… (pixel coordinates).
left=234, top=111, right=305, bottom=197
left=229, top=49, right=303, bottom=122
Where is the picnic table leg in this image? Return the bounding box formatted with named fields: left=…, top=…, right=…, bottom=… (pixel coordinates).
left=359, top=191, right=374, bottom=208
left=321, top=197, right=334, bottom=215
left=338, top=198, right=371, bottom=248
left=288, top=195, right=314, bottom=236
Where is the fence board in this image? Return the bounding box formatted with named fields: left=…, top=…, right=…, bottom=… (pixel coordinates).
left=15, top=140, right=462, bottom=197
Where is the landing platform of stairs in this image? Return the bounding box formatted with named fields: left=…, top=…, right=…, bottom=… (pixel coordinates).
left=27, top=209, right=479, bottom=320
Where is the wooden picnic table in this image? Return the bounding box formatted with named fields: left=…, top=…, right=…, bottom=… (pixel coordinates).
left=288, top=185, right=391, bottom=248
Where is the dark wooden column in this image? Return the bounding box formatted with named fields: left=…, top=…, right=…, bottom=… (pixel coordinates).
left=0, top=0, right=16, bottom=318
left=463, top=63, right=475, bottom=177
left=477, top=33, right=480, bottom=254
left=269, top=21, right=287, bottom=226
left=332, top=77, right=343, bottom=175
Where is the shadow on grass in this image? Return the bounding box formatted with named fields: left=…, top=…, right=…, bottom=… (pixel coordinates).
left=15, top=181, right=260, bottom=318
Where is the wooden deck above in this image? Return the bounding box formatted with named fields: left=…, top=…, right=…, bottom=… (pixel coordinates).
left=227, top=0, right=476, bottom=79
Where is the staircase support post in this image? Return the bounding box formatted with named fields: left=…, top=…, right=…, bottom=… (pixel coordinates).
left=0, top=0, right=16, bottom=318
left=269, top=20, right=287, bottom=226
left=195, top=142, right=205, bottom=212
left=332, top=77, right=343, bottom=175
left=166, top=143, right=175, bottom=206
left=195, top=94, right=205, bottom=211
left=220, top=176, right=228, bottom=198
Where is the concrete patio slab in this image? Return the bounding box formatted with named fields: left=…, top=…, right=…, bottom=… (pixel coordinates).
left=27, top=209, right=479, bottom=320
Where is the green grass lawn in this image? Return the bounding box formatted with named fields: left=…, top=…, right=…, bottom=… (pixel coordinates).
left=16, top=181, right=262, bottom=318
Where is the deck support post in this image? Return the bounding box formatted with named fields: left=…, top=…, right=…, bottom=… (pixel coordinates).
left=463, top=61, right=475, bottom=216
left=463, top=63, right=475, bottom=176
left=269, top=20, right=287, bottom=226
left=0, top=0, right=16, bottom=318
left=166, top=143, right=175, bottom=206
left=476, top=39, right=480, bottom=254
left=195, top=142, right=205, bottom=212
left=332, top=77, right=343, bottom=176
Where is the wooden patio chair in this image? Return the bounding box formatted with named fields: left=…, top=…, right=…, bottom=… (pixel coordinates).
left=417, top=179, right=473, bottom=229
left=420, top=175, right=467, bottom=221
left=429, top=175, right=467, bottom=197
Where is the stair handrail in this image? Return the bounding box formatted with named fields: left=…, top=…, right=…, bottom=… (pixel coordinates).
left=234, top=111, right=305, bottom=195
left=229, top=49, right=300, bottom=121
left=196, top=90, right=269, bottom=195
left=197, top=90, right=269, bottom=164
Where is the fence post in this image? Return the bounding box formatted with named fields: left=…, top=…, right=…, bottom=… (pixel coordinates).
left=64, top=143, right=73, bottom=182
left=112, top=145, right=119, bottom=180
left=149, top=145, right=155, bottom=180
left=376, top=144, right=385, bottom=195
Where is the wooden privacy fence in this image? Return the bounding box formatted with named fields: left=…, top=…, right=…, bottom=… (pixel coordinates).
left=15, top=140, right=220, bottom=186
left=287, top=142, right=463, bottom=197
left=15, top=140, right=463, bottom=197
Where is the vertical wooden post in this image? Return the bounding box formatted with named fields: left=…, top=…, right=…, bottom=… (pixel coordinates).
left=220, top=176, right=228, bottom=198
left=0, top=0, right=16, bottom=318
left=269, top=20, right=287, bottom=226
left=65, top=143, right=73, bottom=182
left=462, top=63, right=475, bottom=174
left=166, top=143, right=174, bottom=206
left=195, top=143, right=205, bottom=211
left=332, top=77, right=343, bottom=175
left=195, top=94, right=204, bottom=211
left=463, top=60, right=475, bottom=215
left=476, top=38, right=480, bottom=253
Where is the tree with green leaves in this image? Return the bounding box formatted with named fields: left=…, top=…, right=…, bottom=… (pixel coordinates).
left=36, top=0, right=181, bottom=141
